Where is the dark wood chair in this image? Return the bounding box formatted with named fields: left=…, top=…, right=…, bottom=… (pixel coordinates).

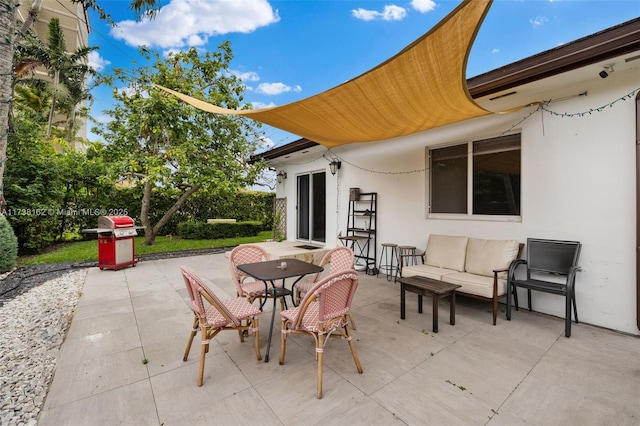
left=506, top=238, right=582, bottom=337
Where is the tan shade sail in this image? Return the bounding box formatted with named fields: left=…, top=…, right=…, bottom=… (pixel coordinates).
left=157, top=0, right=493, bottom=148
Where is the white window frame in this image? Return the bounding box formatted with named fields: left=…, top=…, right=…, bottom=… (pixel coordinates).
left=426, top=132, right=522, bottom=222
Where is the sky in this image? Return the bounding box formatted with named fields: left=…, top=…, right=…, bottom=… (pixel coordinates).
left=86, top=0, right=640, bottom=150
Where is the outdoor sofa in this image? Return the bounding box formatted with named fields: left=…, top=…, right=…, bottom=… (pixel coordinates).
left=400, top=234, right=523, bottom=325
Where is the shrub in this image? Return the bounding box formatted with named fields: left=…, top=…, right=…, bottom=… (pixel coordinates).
left=0, top=215, right=18, bottom=273
left=177, top=221, right=262, bottom=240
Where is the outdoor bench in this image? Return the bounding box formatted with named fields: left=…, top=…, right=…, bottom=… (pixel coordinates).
left=400, top=234, right=523, bottom=325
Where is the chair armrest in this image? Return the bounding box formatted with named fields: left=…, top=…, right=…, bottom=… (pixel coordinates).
left=507, top=259, right=527, bottom=281
left=398, top=249, right=425, bottom=276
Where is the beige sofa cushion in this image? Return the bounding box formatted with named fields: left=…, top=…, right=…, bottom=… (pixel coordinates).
left=401, top=264, right=458, bottom=281
left=464, top=238, right=520, bottom=278
left=441, top=272, right=507, bottom=298
left=424, top=234, right=468, bottom=272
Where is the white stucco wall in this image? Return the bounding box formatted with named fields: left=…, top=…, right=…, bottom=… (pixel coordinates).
left=275, top=68, right=639, bottom=335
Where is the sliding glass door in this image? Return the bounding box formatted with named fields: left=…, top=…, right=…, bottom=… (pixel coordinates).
left=296, top=172, right=326, bottom=243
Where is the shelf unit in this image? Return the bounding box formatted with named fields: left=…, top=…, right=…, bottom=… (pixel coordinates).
left=339, top=191, right=377, bottom=274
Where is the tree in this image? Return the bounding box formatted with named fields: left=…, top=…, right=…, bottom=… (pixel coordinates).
left=14, top=18, right=97, bottom=139
left=94, top=44, right=267, bottom=245
left=0, top=0, right=160, bottom=213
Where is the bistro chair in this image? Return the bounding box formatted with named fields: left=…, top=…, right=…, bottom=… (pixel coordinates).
left=506, top=238, right=582, bottom=337
left=228, top=244, right=284, bottom=309
left=181, top=266, right=261, bottom=386
left=279, top=270, right=363, bottom=399
left=293, top=246, right=358, bottom=329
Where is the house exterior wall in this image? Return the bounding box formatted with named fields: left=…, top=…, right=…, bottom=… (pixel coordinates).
left=275, top=65, right=639, bottom=335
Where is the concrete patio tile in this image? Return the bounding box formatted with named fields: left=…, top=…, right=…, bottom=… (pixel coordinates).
left=64, top=310, right=137, bottom=341
left=136, top=309, right=193, bottom=348
left=414, top=326, right=550, bottom=408
left=43, top=347, right=148, bottom=409
left=142, top=332, right=201, bottom=378
left=150, top=355, right=278, bottom=425
left=38, top=380, right=158, bottom=426
left=520, top=325, right=640, bottom=417
left=253, top=358, right=371, bottom=423
left=56, top=323, right=141, bottom=366
left=72, top=296, right=133, bottom=321
left=371, top=365, right=495, bottom=425
left=75, top=281, right=130, bottom=305
left=494, top=375, right=638, bottom=426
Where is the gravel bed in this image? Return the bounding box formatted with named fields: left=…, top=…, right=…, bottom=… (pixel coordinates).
left=0, top=269, right=86, bottom=426
left=0, top=246, right=231, bottom=425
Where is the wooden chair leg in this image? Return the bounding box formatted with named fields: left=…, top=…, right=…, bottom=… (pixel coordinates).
left=198, top=326, right=208, bottom=386
left=492, top=295, right=498, bottom=325
left=183, top=316, right=198, bottom=361
left=348, top=313, right=357, bottom=330
left=345, top=325, right=363, bottom=374
left=252, top=318, right=262, bottom=360
left=317, top=333, right=324, bottom=399
left=279, top=320, right=287, bottom=365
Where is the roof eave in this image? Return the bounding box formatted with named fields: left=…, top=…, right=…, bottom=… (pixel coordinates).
left=253, top=16, right=640, bottom=163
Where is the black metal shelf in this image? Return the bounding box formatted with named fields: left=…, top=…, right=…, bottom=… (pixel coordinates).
left=339, top=191, right=377, bottom=274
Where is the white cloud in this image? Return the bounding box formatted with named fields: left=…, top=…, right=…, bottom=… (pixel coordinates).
left=352, top=4, right=407, bottom=21
left=232, top=70, right=260, bottom=82
left=411, top=0, right=436, bottom=13
left=255, top=82, right=302, bottom=95
left=88, top=51, right=110, bottom=72
left=491, top=48, right=499, bottom=54
left=530, top=16, right=549, bottom=27
left=252, top=101, right=277, bottom=109
left=110, top=0, right=280, bottom=49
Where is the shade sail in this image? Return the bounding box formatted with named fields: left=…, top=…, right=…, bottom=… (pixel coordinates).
left=157, top=0, right=493, bottom=148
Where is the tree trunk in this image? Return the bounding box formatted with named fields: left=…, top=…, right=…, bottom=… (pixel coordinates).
left=0, top=0, right=17, bottom=213
left=142, top=184, right=202, bottom=246
left=46, top=69, right=59, bottom=137
left=14, top=0, right=41, bottom=44
left=140, top=179, right=153, bottom=243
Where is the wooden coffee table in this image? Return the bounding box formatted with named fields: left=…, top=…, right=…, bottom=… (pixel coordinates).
left=398, top=276, right=461, bottom=333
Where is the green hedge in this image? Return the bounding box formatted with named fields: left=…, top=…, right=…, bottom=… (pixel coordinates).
left=177, top=221, right=263, bottom=240
left=0, top=215, right=18, bottom=273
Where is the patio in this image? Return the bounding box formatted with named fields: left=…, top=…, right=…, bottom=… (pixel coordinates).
left=38, top=252, right=640, bottom=425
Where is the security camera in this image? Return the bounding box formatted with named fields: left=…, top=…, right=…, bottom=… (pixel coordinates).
left=599, top=65, right=614, bottom=79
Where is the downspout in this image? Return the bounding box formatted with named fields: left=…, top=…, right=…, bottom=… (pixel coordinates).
left=636, top=91, right=640, bottom=331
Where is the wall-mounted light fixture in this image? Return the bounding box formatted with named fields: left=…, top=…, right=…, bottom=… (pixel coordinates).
left=329, top=160, right=342, bottom=175
left=276, top=170, right=287, bottom=184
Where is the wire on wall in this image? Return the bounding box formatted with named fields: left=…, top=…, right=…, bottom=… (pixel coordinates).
left=274, top=87, right=640, bottom=176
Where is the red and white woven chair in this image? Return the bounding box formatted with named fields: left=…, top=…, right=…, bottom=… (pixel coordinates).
left=228, top=244, right=284, bottom=308
left=279, top=270, right=363, bottom=399
left=293, top=246, right=357, bottom=328
left=181, top=266, right=261, bottom=386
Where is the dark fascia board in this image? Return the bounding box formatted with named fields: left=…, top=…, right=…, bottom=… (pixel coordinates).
left=467, top=16, right=640, bottom=98
left=250, top=138, right=318, bottom=163
left=253, top=16, right=640, bottom=162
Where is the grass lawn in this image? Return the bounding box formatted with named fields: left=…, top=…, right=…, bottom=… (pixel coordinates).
left=18, top=231, right=274, bottom=266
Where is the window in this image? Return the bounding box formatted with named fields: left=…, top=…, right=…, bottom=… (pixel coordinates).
left=429, top=133, right=521, bottom=216
left=296, top=172, right=326, bottom=243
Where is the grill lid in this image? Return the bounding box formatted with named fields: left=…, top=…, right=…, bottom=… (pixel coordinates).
left=98, top=215, right=135, bottom=229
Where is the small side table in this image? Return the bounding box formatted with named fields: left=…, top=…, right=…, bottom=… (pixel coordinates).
left=398, top=276, right=461, bottom=333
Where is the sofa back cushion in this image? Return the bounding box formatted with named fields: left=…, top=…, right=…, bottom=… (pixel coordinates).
left=424, top=234, right=469, bottom=272
left=465, top=238, right=520, bottom=278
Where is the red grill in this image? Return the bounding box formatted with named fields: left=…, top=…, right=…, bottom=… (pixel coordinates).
left=84, top=216, right=142, bottom=270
